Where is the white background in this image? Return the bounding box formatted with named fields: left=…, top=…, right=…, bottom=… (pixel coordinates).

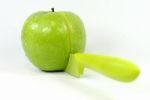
left=0, top=0, right=150, bottom=100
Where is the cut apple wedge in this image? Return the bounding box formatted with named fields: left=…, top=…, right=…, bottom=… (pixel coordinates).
left=65, top=53, right=140, bottom=82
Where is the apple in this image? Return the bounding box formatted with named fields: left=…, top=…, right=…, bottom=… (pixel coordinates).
left=22, top=8, right=86, bottom=71
left=22, top=8, right=140, bottom=82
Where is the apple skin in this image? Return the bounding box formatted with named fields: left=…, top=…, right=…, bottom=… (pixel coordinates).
left=21, top=11, right=86, bottom=71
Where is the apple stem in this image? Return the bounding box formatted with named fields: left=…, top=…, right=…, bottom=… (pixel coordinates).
left=51, top=8, right=55, bottom=12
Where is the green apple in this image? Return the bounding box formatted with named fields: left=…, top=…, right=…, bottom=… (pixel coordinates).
left=22, top=8, right=86, bottom=71
left=22, top=8, right=140, bottom=82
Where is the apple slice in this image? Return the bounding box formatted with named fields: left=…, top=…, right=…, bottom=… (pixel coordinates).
left=65, top=53, right=140, bottom=82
